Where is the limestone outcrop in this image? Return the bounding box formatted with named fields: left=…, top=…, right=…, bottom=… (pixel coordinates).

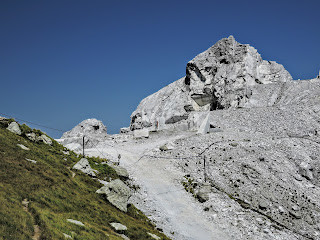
left=130, top=36, right=293, bottom=132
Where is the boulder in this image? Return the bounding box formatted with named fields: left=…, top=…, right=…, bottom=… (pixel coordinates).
left=111, top=165, right=129, bottom=179
left=133, top=128, right=149, bottom=138
left=110, top=222, right=127, bottom=231
left=7, top=122, right=21, bottom=135
left=37, top=134, right=52, bottom=145
left=26, top=133, right=52, bottom=145
left=73, top=158, right=97, bottom=177
left=96, top=179, right=131, bottom=212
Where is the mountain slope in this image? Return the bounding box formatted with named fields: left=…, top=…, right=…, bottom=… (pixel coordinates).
left=0, top=118, right=169, bottom=240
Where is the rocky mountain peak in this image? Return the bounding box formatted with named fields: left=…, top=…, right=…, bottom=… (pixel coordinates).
left=185, top=36, right=292, bottom=110
left=129, top=36, right=294, bottom=131
left=61, top=118, right=107, bottom=139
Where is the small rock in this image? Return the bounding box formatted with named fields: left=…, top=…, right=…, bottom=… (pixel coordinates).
left=278, top=205, right=286, bottom=214
left=196, top=183, right=211, bottom=203
left=159, top=142, right=175, bottom=151
left=67, top=219, right=85, bottom=226
left=299, top=161, right=313, bottom=180
left=258, top=199, right=268, bottom=210
left=230, top=142, right=238, bottom=147
left=25, top=158, right=37, bottom=164
left=110, top=222, right=127, bottom=231
left=147, top=232, right=161, bottom=240
left=17, top=144, right=30, bottom=151
left=7, top=122, right=21, bottom=135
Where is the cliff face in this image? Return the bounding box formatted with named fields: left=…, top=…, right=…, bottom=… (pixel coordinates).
left=130, top=36, right=293, bottom=131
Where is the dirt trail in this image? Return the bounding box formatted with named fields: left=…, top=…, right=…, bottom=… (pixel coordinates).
left=86, top=133, right=230, bottom=240
left=22, top=199, right=41, bottom=240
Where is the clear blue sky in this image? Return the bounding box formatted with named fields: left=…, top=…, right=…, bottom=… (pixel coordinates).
left=1, top=0, right=319, bottom=138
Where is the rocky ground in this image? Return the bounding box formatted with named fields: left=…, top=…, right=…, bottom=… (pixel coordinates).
left=58, top=36, right=320, bottom=239
left=80, top=122, right=320, bottom=239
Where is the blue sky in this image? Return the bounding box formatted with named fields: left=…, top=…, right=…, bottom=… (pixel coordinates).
left=1, top=0, right=319, bottom=138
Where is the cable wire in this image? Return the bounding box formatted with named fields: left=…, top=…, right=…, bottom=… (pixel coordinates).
left=0, top=112, right=66, bottom=132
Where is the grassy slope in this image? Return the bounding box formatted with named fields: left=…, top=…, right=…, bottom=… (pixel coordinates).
left=0, top=120, right=169, bottom=240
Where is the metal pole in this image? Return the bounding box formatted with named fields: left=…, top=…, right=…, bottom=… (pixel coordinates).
left=83, top=136, right=85, bottom=157
left=204, top=156, right=206, bottom=182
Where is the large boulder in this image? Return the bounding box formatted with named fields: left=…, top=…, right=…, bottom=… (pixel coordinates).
left=96, top=179, right=131, bottom=212
left=73, top=158, right=97, bottom=177
left=129, top=36, right=292, bottom=131
left=7, top=122, right=21, bottom=135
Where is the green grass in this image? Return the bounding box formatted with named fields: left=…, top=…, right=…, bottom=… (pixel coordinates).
left=0, top=120, right=170, bottom=240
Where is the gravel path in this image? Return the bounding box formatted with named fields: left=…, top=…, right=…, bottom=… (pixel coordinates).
left=86, top=132, right=230, bottom=240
